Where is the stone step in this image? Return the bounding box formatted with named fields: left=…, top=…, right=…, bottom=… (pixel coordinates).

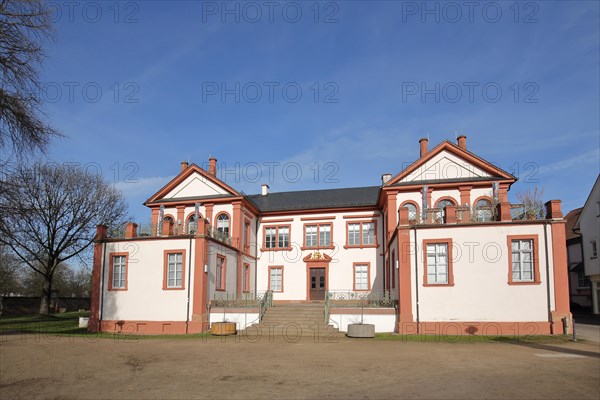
left=241, top=325, right=343, bottom=338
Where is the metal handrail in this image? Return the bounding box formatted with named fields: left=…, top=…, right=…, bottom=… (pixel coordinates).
left=324, top=291, right=330, bottom=324
left=259, top=290, right=273, bottom=321
left=326, top=290, right=396, bottom=308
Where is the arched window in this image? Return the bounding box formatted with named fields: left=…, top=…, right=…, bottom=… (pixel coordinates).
left=435, top=199, right=455, bottom=222
left=216, top=213, right=230, bottom=236
left=403, top=202, right=418, bottom=223
left=187, top=214, right=199, bottom=234
left=476, top=198, right=493, bottom=222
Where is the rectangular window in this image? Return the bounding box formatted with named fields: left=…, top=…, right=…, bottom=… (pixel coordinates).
left=265, top=227, right=276, bottom=248
left=111, top=255, right=127, bottom=290
left=263, top=225, right=291, bottom=250
left=304, top=223, right=332, bottom=248
left=348, top=223, right=360, bottom=246
left=167, top=253, right=183, bottom=288
left=362, top=223, right=375, bottom=245
left=426, top=243, right=449, bottom=284
left=346, top=221, right=377, bottom=248
left=354, top=263, right=369, bottom=291
left=216, top=255, right=226, bottom=290
left=163, top=249, right=186, bottom=290
left=591, top=241, right=598, bottom=258
left=269, top=267, right=283, bottom=292
left=391, top=250, right=396, bottom=289
left=511, top=239, right=533, bottom=282
left=306, top=225, right=317, bottom=247
left=577, top=270, right=590, bottom=289
left=278, top=226, right=289, bottom=248
left=243, top=263, right=251, bottom=292
left=507, top=235, right=540, bottom=285
left=244, top=220, right=250, bottom=251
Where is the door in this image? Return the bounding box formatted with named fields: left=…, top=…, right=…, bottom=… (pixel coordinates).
left=310, top=268, right=326, bottom=300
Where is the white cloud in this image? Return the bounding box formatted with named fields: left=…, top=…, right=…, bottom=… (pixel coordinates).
left=538, top=149, right=600, bottom=175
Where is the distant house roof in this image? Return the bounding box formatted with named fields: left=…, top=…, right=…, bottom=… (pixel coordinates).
left=565, top=207, right=583, bottom=241
left=245, top=186, right=381, bottom=212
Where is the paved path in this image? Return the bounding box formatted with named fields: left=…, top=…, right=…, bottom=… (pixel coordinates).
left=1, top=334, right=599, bottom=399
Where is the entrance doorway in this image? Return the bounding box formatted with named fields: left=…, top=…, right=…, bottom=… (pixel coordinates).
left=310, top=268, right=326, bottom=300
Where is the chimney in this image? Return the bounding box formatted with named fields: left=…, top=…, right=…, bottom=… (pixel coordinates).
left=419, top=138, right=428, bottom=157
left=208, top=157, right=217, bottom=176
left=381, top=173, right=392, bottom=185
left=180, top=161, right=189, bottom=172
left=261, top=184, right=269, bottom=196
left=457, top=135, right=467, bottom=150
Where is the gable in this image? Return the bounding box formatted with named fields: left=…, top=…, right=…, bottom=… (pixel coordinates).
left=386, top=141, right=515, bottom=186
left=400, top=150, right=492, bottom=183
left=145, top=164, right=242, bottom=205
left=163, top=173, right=232, bottom=199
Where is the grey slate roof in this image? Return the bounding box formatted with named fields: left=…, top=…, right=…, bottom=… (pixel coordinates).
left=245, top=186, right=381, bottom=212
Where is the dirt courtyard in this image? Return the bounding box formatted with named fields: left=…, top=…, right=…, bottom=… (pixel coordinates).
left=1, top=334, right=599, bottom=399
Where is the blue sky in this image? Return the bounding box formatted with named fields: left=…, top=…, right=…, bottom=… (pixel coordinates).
left=40, top=0, right=599, bottom=222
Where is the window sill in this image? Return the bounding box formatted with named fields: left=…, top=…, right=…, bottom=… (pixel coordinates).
left=215, top=288, right=226, bottom=292
left=301, top=246, right=335, bottom=251
left=344, top=244, right=379, bottom=249
left=108, top=288, right=127, bottom=291
left=422, top=283, right=455, bottom=287
left=261, top=247, right=292, bottom=252
left=507, top=281, right=542, bottom=286
left=162, top=287, right=185, bottom=291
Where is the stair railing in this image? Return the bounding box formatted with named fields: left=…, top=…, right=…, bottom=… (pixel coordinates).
left=259, top=290, right=273, bottom=321
left=324, top=291, right=331, bottom=324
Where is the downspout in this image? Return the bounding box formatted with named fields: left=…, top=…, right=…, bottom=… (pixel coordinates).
left=543, top=222, right=552, bottom=325
left=99, top=242, right=107, bottom=327
left=381, top=208, right=386, bottom=290
left=254, top=218, right=259, bottom=296
left=413, top=226, right=420, bottom=333
left=185, top=236, right=193, bottom=334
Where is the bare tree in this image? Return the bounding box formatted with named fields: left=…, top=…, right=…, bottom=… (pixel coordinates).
left=19, top=262, right=91, bottom=297
left=0, top=0, right=59, bottom=162
left=0, top=163, right=127, bottom=314
left=0, top=245, right=22, bottom=296
left=516, top=187, right=545, bottom=220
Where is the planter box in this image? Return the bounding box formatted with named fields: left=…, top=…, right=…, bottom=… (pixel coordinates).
left=347, top=323, right=375, bottom=338
left=211, top=322, right=237, bottom=336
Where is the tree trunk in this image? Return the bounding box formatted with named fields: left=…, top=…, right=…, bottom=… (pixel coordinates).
left=39, top=275, right=52, bottom=315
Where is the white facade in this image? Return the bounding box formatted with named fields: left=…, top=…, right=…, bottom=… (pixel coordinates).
left=576, top=175, right=600, bottom=313
left=90, top=137, right=572, bottom=335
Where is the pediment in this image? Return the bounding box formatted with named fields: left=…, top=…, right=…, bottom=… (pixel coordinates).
left=145, top=164, right=241, bottom=204
left=400, top=151, right=492, bottom=183
left=386, top=141, right=515, bottom=186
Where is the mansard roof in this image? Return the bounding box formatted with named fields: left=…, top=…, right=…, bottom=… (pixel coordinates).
left=246, top=186, right=381, bottom=212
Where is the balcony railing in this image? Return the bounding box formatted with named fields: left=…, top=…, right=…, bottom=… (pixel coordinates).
left=107, top=222, right=235, bottom=246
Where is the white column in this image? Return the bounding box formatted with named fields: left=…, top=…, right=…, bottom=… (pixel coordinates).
left=592, top=280, right=599, bottom=315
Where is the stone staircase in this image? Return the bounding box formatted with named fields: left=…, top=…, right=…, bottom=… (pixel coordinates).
left=240, top=304, right=343, bottom=338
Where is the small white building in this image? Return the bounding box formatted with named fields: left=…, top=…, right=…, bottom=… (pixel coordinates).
left=89, top=136, right=572, bottom=335
left=574, top=175, right=600, bottom=314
